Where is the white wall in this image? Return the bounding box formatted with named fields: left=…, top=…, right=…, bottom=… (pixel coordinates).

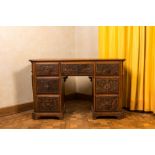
left=74, top=26, right=98, bottom=94
left=0, top=26, right=76, bottom=108
left=0, top=26, right=98, bottom=108
left=75, top=26, right=98, bottom=58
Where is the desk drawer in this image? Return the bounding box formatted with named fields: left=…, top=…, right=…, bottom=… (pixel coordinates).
left=96, top=62, right=120, bottom=76
left=36, top=78, right=60, bottom=94
left=36, top=63, right=59, bottom=76
left=96, top=78, right=119, bottom=94
left=36, top=95, right=60, bottom=112
left=95, top=95, right=118, bottom=112
left=61, top=63, right=94, bottom=76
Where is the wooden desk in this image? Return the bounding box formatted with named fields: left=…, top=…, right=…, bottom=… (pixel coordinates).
left=30, top=59, right=125, bottom=119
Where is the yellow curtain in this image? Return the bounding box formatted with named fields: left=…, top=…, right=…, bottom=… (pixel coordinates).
left=98, top=26, right=155, bottom=112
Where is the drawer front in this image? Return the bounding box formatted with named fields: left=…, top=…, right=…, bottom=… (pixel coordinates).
left=36, top=63, right=59, bottom=76
left=95, top=95, right=118, bottom=112
left=36, top=78, right=59, bottom=94
left=96, top=78, right=119, bottom=94
left=36, top=96, right=60, bottom=112
left=61, top=63, right=94, bottom=76
left=96, top=63, right=120, bottom=76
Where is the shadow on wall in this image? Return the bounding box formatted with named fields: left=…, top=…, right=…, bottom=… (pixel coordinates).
left=123, top=66, right=131, bottom=109
left=64, top=76, right=76, bottom=95
left=14, top=64, right=33, bottom=106
left=75, top=76, right=92, bottom=95
left=64, top=76, right=92, bottom=95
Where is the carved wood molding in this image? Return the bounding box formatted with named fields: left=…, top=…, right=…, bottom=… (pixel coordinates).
left=0, top=102, right=33, bottom=117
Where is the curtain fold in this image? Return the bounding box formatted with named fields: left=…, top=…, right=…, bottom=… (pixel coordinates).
left=98, top=26, right=155, bottom=113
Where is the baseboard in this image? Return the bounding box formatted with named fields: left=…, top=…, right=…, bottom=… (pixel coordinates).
left=0, top=93, right=92, bottom=117
left=0, top=102, right=33, bottom=117
left=123, top=107, right=152, bottom=113
left=0, top=97, right=152, bottom=117
left=65, top=93, right=92, bottom=101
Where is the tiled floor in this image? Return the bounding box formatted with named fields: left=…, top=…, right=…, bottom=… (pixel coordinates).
left=0, top=99, right=155, bottom=129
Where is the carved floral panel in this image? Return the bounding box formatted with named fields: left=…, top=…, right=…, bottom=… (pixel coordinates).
left=37, top=96, right=60, bottom=112
left=96, top=63, right=120, bottom=76
left=61, top=64, right=93, bottom=75
left=96, top=78, right=119, bottom=94
left=36, top=63, right=59, bottom=76
left=36, top=78, right=59, bottom=94
left=95, top=96, right=118, bottom=112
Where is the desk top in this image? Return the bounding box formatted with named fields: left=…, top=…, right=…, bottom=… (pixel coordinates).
left=30, top=58, right=125, bottom=62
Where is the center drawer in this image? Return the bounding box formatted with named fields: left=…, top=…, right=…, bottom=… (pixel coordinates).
left=61, top=62, right=94, bottom=76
